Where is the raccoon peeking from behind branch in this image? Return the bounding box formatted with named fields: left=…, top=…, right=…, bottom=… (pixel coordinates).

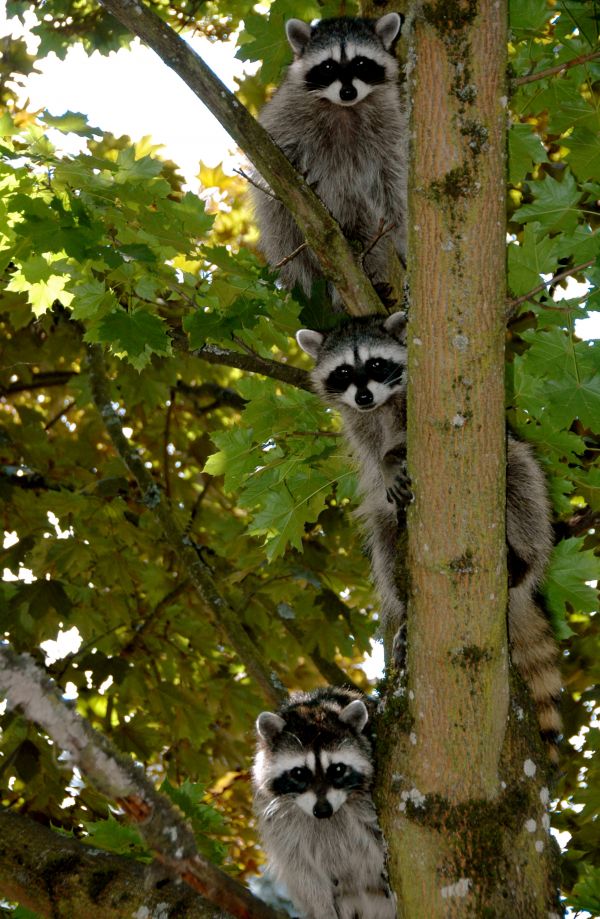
left=253, top=687, right=396, bottom=919
left=251, top=14, right=407, bottom=307
left=296, top=314, right=562, bottom=759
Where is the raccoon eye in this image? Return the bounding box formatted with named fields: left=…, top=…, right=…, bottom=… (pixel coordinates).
left=330, top=763, right=346, bottom=778
left=354, top=57, right=368, bottom=68
left=322, top=60, right=335, bottom=72
left=289, top=766, right=311, bottom=785
left=367, top=359, right=382, bottom=371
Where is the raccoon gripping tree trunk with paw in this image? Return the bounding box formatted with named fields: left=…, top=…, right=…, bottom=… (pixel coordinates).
left=363, top=1, right=563, bottom=916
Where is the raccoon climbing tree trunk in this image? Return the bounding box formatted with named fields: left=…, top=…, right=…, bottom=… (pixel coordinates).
left=367, top=1, right=563, bottom=916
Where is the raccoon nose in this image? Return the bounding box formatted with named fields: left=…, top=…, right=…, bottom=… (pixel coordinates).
left=340, top=84, right=357, bottom=102
left=313, top=799, right=333, bottom=819
left=355, top=389, right=374, bottom=407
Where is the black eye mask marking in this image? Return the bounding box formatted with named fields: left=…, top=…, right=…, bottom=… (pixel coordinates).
left=326, top=763, right=365, bottom=790
left=305, top=56, right=386, bottom=91
left=272, top=766, right=313, bottom=795
left=324, top=359, right=403, bottom=394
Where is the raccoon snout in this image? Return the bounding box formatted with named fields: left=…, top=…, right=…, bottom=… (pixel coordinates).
left=313, top=799, right=334, bottom=819
left=340, top=84, right=358, bottom=102
left=355, top=388, right=374, bottom=407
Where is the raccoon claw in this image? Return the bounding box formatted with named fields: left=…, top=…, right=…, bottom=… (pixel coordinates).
left=392, top=624, right=407, bottom=671
left=385, top=465, right=413, bottom=508
left=373, top=281, right=398, bottom=309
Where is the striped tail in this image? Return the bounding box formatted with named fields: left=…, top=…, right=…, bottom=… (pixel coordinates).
left=509, top=589, right=562, bottom=762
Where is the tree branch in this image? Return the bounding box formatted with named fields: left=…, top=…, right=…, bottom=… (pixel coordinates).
left=506, top=259, right=595, bottom=317
left=176, top=380, right=248, bottom=411
left=194, top=344, right=311, bottom=391
left=0, top=811, right=221, bottom=919
left=0, top=370, right=77, bottom=395
left=96, top=0, right=383, bottom=316
left=513, top=48, right=600, bottom=86
left=86, top=343, right=286, bottom=708
left=0, top=645, right=285, bottom=919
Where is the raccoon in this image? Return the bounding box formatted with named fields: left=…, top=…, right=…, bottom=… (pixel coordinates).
left=253, top=687, right=396, bottom=919
left=252, top=14, right=406, bottom=306
left=296, top=314, right=562, bottom=756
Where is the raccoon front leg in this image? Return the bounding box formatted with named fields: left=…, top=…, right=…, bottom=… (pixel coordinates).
left=251, top=186, right=321, bottom=295
left=381, top=445, right=412, bottom=515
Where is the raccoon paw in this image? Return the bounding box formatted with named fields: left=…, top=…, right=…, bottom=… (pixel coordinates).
left=373, top=281, right=398, bottom=309
left=384, top=463, right=413, bottom=508
left=392, top=624, right=407, bottom=671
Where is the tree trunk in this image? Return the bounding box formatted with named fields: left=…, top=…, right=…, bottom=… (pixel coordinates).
left=374, top=2, right=562, bottom=916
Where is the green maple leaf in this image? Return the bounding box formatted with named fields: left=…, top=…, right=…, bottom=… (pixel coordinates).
left=82, top=815, right=151, bottom=862
left=544, top=538, right=600, bottom=635
left=508, top=124, right=549, bottom=184
left=42, top=110, right=101, bottom=138
left=70, top=279, right=116, bottom=320
left=566, top=127, right=600, bottom=183
left=204, top=428, right=272, bottom=492
left=95, top=308, right=171, bottom=370
left=545, top=373, right=600, bottom=430
left=508, top=223, right=557, bottom=295
left=513, top=170, right=582, bottom=233
left=509, top=0, right=552, bottom=32
left=536, top=74, right=600, bottom=134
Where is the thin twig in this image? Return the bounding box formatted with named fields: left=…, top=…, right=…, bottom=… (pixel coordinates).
left=274, top=242, right=309, bottom=269
left=513, top=49, right=600, bottom=87
left=164, top=388, right=176, bottom=500
left=44, top=399, right=76, bottom=431
left=86, top=343, right=286, bottom=708
left=506, top=259, right=595, bottom=318
left=361, top=221, right=397, bottom=265
left=233, top=167, right=278, bottom=200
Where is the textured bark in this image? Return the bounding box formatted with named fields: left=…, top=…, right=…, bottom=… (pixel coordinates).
left=0, top=811, right=223, bottom=919
left=374, top=2, right=562, bottom=917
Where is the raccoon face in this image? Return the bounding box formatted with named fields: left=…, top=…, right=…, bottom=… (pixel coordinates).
left=254, top=696, right=372, bottom=820
left=286, top=14, right=402, bottom=108
left=297, top=312, right=407, bottom=413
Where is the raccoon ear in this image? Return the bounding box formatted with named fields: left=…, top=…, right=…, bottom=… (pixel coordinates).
left=339, top=699, right=369, bottom=733
left=375, top=12, right=403, bottom=50
left=383, top=310, right=407, bottom=342
left=256, top=711, right=286, bottom=742
left=296, top=329, right=324, bottom=358
left=286, top=19, right=312, bottom=55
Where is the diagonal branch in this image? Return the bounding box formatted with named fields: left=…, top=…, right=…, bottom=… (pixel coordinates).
left=0, top=645, right=285, bottom=919
left=87, top=343, right=286, bottom=708
left=513, top=48, right=600, bottom=87
left=506, top=259, right=595, bottom=318
left=96, top=0, right=383, bottom=316
left=195, top=343, right=311, bottom=390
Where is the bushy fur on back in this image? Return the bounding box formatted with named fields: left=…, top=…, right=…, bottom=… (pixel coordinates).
left=296, top=314, right=562, bottom=758
left=253, top=688, right=396, bottom=919
left=252, top=14, right=406, bottom=305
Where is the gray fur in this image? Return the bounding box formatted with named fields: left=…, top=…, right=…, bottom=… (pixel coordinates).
left=252, top=15, right=407, bottom=306
left=253, top=688, right=396, bottom=919
left=297, top=315, right=561, bottom=752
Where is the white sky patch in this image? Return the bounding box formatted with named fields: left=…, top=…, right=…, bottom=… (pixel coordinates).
left=2, top=7, right=251, bottom=191
left=40, top=626, right=82, bottom=665
left=361, top=639, right=385, bottom=680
